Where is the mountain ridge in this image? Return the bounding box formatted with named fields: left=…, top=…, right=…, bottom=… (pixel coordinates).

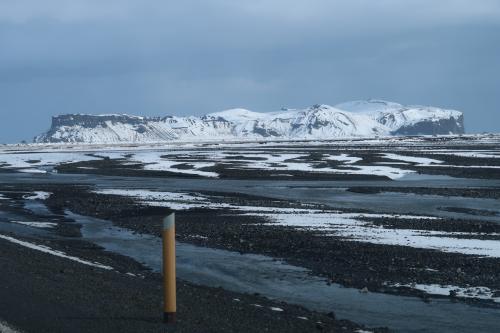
left=34, top=100, right=465, bottom=143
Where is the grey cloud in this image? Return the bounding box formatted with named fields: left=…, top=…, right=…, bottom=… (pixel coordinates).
left=0, top=1, right=499, bottom=142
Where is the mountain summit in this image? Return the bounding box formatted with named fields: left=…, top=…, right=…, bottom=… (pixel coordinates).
left=34, top=100, right=464, bottom=143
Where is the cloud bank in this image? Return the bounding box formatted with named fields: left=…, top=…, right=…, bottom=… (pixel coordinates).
left=0, top=0, right=499, bottom=142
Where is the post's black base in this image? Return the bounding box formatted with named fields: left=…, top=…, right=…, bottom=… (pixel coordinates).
left=163, top=312, right=176, bottom=324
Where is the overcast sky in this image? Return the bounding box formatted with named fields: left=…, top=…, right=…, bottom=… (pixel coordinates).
left=0, top=0, right=499, bottom=142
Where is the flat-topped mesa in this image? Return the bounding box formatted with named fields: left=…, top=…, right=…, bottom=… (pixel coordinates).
left=34, top=100, right=465, bottom=143
left=51, top=114, right=161, bottom=128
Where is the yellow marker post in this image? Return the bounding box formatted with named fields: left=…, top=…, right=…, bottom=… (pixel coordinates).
left=162, top=213, right=176, bottom=324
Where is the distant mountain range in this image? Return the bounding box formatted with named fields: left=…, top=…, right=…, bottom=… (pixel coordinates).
left=34, top=100, right=465, bottom=143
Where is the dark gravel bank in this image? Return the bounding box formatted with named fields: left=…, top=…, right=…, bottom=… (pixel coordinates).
left=40, top=185, right=500, bottom=306
left=0, top=183, right=385, bottom=332
left=0, top=236, right=373, bottom=333
left=347, top=186, right=500, bottom=200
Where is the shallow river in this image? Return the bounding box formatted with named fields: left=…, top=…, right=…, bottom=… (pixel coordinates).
left=1, top=172, right=499, bottom=222
left=1, top=172, right=500, bottom=332
left=71, top=211, right=500, bottom=333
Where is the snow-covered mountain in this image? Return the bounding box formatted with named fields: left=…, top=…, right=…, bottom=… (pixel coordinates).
left=34, top=100, right=464, bottom=143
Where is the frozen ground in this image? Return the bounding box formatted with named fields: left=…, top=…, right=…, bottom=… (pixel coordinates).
left=264, top=212, right=500, bottom=257
left=90, top=186, right=500, bottom=303
left=1, top=134, right=500, bottom=318
left=1, top=180, right=500, bottom=333
left=98, top=188, right=500, bottom=258
left=1, top=134, right=500, bottom=180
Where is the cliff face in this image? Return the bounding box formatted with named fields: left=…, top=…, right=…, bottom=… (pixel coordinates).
left=51, top=114, right=159, bottom=128
left=392, top=114, right=465, bottom=136
left=34, top=101, right=465, bottom=143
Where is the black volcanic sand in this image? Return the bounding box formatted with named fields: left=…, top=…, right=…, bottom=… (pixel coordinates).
left=438, top=207, right=499, bottom=217
left=0, top=237, right=373, bottom=333
left=34, top=185, right=500, bottom=307
left=347, top=186, right=500, bottom=200
left=0, top=190, right=382, bottom=332
left=333, top=151, right=500, bottom=179
left=48, top=142, right=500, bottom=180
left=54, top=157, right=391, bottom=181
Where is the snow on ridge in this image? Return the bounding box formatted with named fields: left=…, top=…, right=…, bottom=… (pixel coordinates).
left=34, top=100, right=465, bottom=144
left=61, top=113, right=146, bottom=119
left=335, top=99, right=404, bottom=113
left=204, top=108, right=271, bottom=122
left=335, top=99, right=461, bottom=118
left=335, top=100, right=464, bottom=134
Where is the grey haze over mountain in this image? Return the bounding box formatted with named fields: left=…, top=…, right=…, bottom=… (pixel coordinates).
left=0, top=1, right=499, bottom=143
left=34, top=100, right=465, bottom=143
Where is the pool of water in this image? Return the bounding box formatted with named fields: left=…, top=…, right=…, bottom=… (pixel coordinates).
left=0, top=209, right=52, bottom=237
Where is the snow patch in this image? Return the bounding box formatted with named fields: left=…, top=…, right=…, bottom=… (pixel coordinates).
left=270, top=307, right=284, bottom=312
left=382, top=153, right=443, bottom=165
left=0, top=234, right=113, bottom=270
left=248, top=212, right=500, bottom=257
left=0, top=321, right=21, bottom=333
left=94, top=189, right=226, bottom=210
left=129, top=152, right=218, bottom=177
left=234, top=153, right=411, bottom=179
left=0, top=151, right=100, bottom=172
left=95, top=189, right=321, bottom=213
left=17, top=168, right=48, bottom=174
left=391, top=283, right=500, bottom=303
left=23, top=191, right=51, bottom=200
left=10, top=221, right=57, bottom=229
left=326, top=154, right=362, bottom=164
